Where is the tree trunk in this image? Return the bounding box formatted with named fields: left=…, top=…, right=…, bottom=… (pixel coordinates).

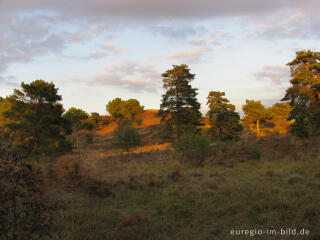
left=256, top=120, right=260, bottom=137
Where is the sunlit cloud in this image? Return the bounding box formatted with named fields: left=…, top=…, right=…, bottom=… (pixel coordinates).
left=168, top=48, right=213, bottom=61
left=253, top=65, right=290, bottom=85
left=59, top=61, right=161, bottom=92
left=1, top=0, right=320, bottom=113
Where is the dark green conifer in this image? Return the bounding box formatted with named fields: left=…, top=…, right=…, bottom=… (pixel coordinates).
left=158, top=64, right=202, bottom=137
left=206, top=91, right=242, bottom=140
left=282, top=50, right=320, bottom=137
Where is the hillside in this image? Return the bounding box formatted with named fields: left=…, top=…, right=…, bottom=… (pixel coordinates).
left=50, top=136, right=320, bottom=240
left=96, top=109, right=161, bottom=136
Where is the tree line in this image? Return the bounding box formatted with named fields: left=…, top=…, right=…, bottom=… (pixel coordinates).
left=0, top=50, right=319, bottom=158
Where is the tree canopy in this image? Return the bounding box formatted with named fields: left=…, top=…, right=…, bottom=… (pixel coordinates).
left=266, top=102, right=293, bottom=135
left=63, top=107, right=94, bottom=151
left=242, top=100, right=267, bottom=137
left=282, top=50, right=320, bottom=137
left=63, top=107, right=89, bottom=127
left=206, top=91, right=242, bottom=140
left=89, top=112, right=104, bottom=128
left=106, top=98, right=144, bottom=120
left=0, top=80, right=72, bottom=157
left=157, top=64, right=201, bottom=137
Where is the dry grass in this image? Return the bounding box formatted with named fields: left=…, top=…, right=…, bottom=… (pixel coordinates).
left=96, top=120, right=118, bottom=135
left=136, top=109, right=161, bottom=128
left=131, top=143, right=171, bottom=153
left=43, top=130, right=320, bottom=239
left=96, top=110, right=161, bottom=136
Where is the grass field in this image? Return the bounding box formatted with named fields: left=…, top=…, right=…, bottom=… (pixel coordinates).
left=46, top=133, right=320, bottom=240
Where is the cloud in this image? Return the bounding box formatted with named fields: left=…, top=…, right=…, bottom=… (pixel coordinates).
left=0, top=75, right=18, bottom=86
left=209, top=37, right=220, bottom=45
left=247, top=10, right=320, bottom=39
left=90, top=62, right=161, bottom=91
left=0, top=13, right=76, bottom=73
left=151, top=24, right=208, bottom=39
left=168, top=48, right=213, bottom=62
left=69, top=33, right=93, bottom=42
left=1, top=0, right=320, bottom=74
left=253, top=65, right=290, bottom=85
left=189, top=38, right=207, bottom=46
left=102, top=43, right=122, bottom=55
left=89, top=52, right=109, bottom=59
left=61, top=61, right=161, bottom=92
left=91, top=75, right=150, bottom=89
left=88, top=43, right=124, bottom=59
left=2, top=0, right=318, bottom=21
left=188, top=36, right=221, bottom=47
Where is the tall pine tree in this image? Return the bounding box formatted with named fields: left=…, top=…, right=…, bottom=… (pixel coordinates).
left=206, top=91, right=242, bottom=140
left=282, top=50, right=320, bottom=137
left=158, top=64, right=201, bottom=137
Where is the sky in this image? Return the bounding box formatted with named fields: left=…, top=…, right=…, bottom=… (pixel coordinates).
left=1, top=0, right=320, bottom=115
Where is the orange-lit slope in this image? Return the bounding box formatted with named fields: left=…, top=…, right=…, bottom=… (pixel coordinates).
left=136, top=109, right=161, bottom=128
left=96, top=120, right=118, bottom=135
left=96, top=110, right=161, bottom=135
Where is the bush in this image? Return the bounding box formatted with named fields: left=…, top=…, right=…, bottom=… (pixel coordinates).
left=136, top=118, right=143, bottom=126
left=85, top=133, right=94, bottom=144
left=103, top=119, right=110, bottom=126
left=211, top=139, right=261, bottom=163
left=167, top=164, right=182, bottom=182
left=173, top=132, right=212, bottom=165
left=0, top=147, right=53, bottom=239
left=113, top=121, right=141, bottom=152
left=54, top=155, right=84, bottom=187
left=54, top=155, right=111, bottom=197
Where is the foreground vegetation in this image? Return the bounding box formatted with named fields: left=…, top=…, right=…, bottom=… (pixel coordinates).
left=43, top=135, right=320, bottom=240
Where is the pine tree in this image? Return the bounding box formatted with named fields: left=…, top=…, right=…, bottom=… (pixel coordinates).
left=158, top=64, right=201, bottom=137
left=266, top=102, right=293, bottom=135
left=206, top=91, right=242, bottom=140
left=282, top=50, right=320, bottom=137
left=0, top=80, right=72, bottom=157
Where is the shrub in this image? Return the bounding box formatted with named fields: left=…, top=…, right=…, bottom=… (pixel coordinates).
left=113, top=121, right=141, bottom=152
left=54, top=155, right=84, bottom=187
left=136, top=118, right=143, bottom=126
left=85, top=133, right=94, bottom=144
left=54, top=155, right=111, bottom=197
left=167, top=164, right=182, bottom=182
left=0, top=147, right=53, bottom=240
left=173, top=132, right=212, bottom=165
left=212, top=139, right=261, bottom=163
left=103, top=119, right=110, bottom=126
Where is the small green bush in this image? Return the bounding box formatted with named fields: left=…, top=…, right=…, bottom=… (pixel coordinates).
left=85, top=133, right=94, bottom=144
left=113, top=121, right=141, bottom=152
left=173, top=132, right=212, bottom=165
left=136, top=118, right=143, bottom=125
